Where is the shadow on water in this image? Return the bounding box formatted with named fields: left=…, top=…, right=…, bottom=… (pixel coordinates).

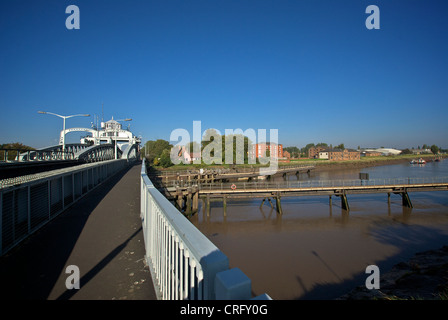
left=0, top=163, right=135, bottom=300
left=295, top=224, right=448, bottom=300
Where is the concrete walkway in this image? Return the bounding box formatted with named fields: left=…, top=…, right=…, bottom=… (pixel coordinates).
left=0, top=161, right=158, bottom=300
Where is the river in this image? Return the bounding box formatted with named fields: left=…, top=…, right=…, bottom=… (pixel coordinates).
left=190, top=159, right=448, bottom=300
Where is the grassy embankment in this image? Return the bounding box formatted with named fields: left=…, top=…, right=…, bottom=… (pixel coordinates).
left=149, top=153, right=445, bottom=172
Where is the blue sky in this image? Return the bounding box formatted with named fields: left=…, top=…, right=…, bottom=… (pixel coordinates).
left=1, top=0, right=447, bottom=149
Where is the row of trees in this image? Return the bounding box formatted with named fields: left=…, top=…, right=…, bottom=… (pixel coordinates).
left=284, top=142, right=346, bottom=158
left=1, top=143, right=35, bottom=160
left=284, top=142, right=444, bottom=158
left=0, top=142, right=35, bottom=150
left=401, top=145, right=442, bottom=155
left=141, top=130, right=255, bottom=168
left=141, top=139, right=173, bottom=168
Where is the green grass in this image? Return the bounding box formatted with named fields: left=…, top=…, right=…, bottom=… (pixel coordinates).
left=146, top=153, right=445, bottom=172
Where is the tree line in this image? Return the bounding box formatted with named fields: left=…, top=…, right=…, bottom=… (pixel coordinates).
left=284, top=142, right=444, bottom=158
left=142, top=130, right=265, bottom=168
left=284, top=142, right=346, bottom=158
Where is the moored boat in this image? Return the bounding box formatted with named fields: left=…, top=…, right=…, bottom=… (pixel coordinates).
left=417, top=158, right=426, bottom=164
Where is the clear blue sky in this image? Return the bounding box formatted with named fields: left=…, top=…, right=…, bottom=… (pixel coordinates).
left=1, top=0, right=447, bottom=149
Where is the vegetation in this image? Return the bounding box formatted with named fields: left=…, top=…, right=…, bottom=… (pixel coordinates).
left=0, top=142, right=35, bottom=161
left=142, top=135, right=446, bottom=170
left=141, top=139, right=173, bottom=168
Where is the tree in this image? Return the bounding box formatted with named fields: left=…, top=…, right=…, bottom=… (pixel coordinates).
left=284, top=146, right=300, bottom=158
left=430, top=145, right=439, bottom=155
left=222, top=134, right=252, bottom=165
left=401, top=148, right=412, bottom=155
left=301, top=143, right=315, bottom=156
left=1, top=142, right=35, bottom=161
left=335, top=143, right=345, bottom=150
left=143, top=139, right=172, bottom=164
left=159, top=149, right=173, bottom=168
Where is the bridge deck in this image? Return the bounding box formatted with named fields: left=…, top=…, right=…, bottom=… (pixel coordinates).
left=0, top=162, right=157, bottom=300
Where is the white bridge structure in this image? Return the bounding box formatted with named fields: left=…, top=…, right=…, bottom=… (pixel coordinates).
left=15, top=118, right=141, bottom=163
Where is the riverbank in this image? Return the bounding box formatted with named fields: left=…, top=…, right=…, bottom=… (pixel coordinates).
left=153, top=155, right=444, bottom=174
left=310, top=154, right=444, bottom=172
left=339, top=245, right=448, bottom=300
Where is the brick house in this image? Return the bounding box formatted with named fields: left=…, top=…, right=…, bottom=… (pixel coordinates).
left=251, top=143, right=283, bottom=159
left=318, top=148, right=360, bottom=161
left=308, top=146, right=327, bottom=159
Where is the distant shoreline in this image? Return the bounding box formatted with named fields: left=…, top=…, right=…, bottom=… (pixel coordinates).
left=312, top=155, right=445, bottom=172
left=153, top=154, right=444, bottom=173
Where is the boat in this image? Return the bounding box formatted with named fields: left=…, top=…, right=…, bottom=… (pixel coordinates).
left=410, top=158, right=427, bottom=165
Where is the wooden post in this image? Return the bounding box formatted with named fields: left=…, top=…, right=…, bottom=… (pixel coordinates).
left=387, top=192, right=391, bottom=205
left=260, top=198, right=266, bottom=209
left=185, top=187, right=192, bottom=215
left=223, top=195, right=227, bottom=217
left=176, top=187, right=183, bottom=211
left=192, top=187, right=199, bottom=213
left=401, top=191, right=413, bottom=208
left=276, top=194, right=283, bottom=215
left=329, top=195, right=332, bottom=207
left=267, top=198, right=274, bottom=208
left=340, top=193, right=350, bottom=211
left=206, top=194, right=210, bottom=217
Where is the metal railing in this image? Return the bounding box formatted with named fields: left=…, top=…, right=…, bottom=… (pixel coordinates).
left=0, top=148, right=74, bottom=162
left=140, top=159, right=266, bottom=300
left=168, top=176, right=448, bottom=191
left=0, top=159, right=130, bottom=256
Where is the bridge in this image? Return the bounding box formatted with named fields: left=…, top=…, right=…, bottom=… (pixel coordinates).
left=0, top=158, right=270, bottom=300
left=163, top=176, right=448, bottom=215
left=2, top=124, right=446, bottom=300
left=0, top=134, right=270, bottom=300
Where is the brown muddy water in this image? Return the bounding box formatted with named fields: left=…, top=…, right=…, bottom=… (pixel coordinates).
left=190, top=160, right=448, bottom=300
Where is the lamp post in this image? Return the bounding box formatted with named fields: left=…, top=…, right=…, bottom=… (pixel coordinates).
left=38, top=111, right=90, bottom=159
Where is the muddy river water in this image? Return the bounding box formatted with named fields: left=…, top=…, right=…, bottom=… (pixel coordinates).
left=190, top=160, right=448, bottom=299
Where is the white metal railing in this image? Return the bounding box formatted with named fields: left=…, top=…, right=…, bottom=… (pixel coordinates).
left=0, top=159, right=130, bottom=256
left=140, top=159, right=265, bottom=300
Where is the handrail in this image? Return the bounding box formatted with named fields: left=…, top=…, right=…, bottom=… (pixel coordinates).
left=140, top=159, right=267, bottom=300
left=0, top=159, right=129, bottom=256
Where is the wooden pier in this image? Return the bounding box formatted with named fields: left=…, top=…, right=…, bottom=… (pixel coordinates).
left=165, top=178, right=448, bottom=216
left=149, top=164, right=315, bottom=184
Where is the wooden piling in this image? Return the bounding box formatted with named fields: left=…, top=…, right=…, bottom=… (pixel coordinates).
left=276, top=194, right=283, bottom=214
left=401, top=191, right=413, bottom=208
left=260, top=198, right=266, bottom=209
left=223, top=195, right=227, bottom=217
left=340, top=193, right=350, bottom=211
left=206, top=194, right=210, bottom=217
left=185, top=187, right=192, bottom=215
left=192, top=187, right=199, bottom=213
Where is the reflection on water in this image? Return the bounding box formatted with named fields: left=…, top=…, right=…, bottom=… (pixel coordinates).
left=190, top=160, right=448, bottom=300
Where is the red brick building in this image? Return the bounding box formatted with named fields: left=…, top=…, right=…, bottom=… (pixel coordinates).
left=318, top=148, right=360, bottom=161
left=308, top=146, right=326, bottom=159
left=251, top=143, right=283, bottom=159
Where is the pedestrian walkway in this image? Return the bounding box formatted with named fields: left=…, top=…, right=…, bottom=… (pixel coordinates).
left=0, top=161, right=157, bottom=300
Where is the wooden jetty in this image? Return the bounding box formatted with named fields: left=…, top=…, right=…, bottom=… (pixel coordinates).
left=149, top=164, right=315, bottom=184
left=164, top=177, right=448, bottom=216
